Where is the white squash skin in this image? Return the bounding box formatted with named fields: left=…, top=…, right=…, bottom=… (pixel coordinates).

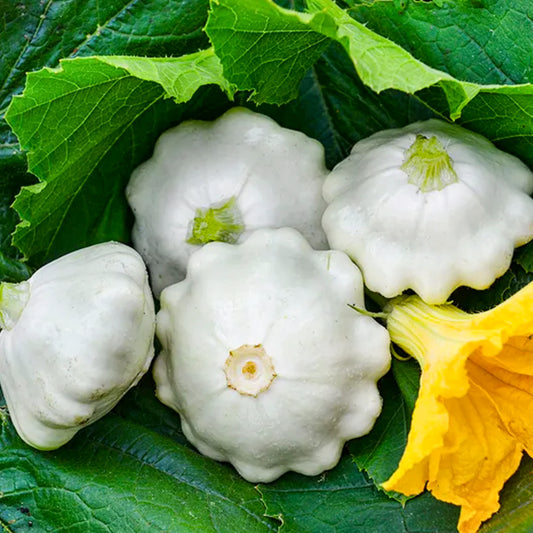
left=126, top=107, right=329, bottom=297
left=153, top=228, right=391, bottom=483
left=0, top=242, right=155, bottom=450
left=322, top=119, right=533, bottom=304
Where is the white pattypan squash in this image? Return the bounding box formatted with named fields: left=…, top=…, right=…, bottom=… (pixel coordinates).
left=153, top=228, right=391, bottom=482
left=126, top=107, right=329, bottom=297
left=0, top=242, right=155, bottom=450
left=322, top=119, right=533, bottom=304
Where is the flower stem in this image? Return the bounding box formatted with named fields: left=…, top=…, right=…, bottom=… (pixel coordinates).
left=386, top=295, right=477, bottom=367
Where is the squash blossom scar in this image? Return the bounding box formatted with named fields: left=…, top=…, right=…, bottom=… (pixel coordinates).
left=224, top=344, right=277, bottom=396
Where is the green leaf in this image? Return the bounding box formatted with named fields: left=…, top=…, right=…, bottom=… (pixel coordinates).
left=111, top=373, right=192, bottom=448
left=257, top=455, right=460, bottom=532
left=0, top=381, right=278, bottom=532
left=100, top=50, right=234, bottom=103
left=391, top=355, right=420, bottom=414
left=5, top=51, right=233, bottom=265
left=310, top=0, right=533, bottom=169
left=345, top=0, right=533, bottom=86
left=453, top=263, right=533, bottom=313
left=0, top=149, right=34, bottom=281
left=306, top=0, right=481, bottom=110
left=205, top=0, right=331, bottom=104
left=207, top=0, right=533, bottom=167
left=0, top=0, right=213, bottom=277
left=515, top=241, right=533, bottom=274
left=258, top=40, right=435, bottom=168
left=0, top=0, right=211, bottom=113
left=207, top=0, right=475, bottom=112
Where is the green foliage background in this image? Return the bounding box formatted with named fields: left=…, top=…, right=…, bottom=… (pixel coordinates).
left=0, top=0, right=532, bottom=530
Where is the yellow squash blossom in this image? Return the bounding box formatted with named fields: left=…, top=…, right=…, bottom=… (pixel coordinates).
left=382, top=282, right=533, bottom=533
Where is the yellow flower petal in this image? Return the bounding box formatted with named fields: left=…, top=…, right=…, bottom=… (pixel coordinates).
left=429, top=378, right=523, bottom=533
left=469, top=344, right=533, bottom=454
left=383, top=284, right=533, bottom=533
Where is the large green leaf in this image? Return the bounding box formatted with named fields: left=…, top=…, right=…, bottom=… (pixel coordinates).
left=345, top=0, right=533, bottom=86
left=206, top=0, right=479, bottom=108
left=206, top=0, right=331, bottom=104
left=0, top=0, right=212, bottom=278
left=258, top=40, right=435, bottom=168
left=5, top=51, right=233, bottom=264
left=0, top=0, right=210, bottom=114
left=257, top=455, right=460, bottom=532
left=206, top=0, right=533, bottom=165
left=312, top=0, right=533, bottom=169
left=0, top=381, right=278, bottom=532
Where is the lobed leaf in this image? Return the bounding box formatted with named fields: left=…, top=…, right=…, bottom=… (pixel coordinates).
left=0, top=0, right=212, bottom=278
left=0, top=384, right=278, bottom=532
left=207, top=0, right=533, bottom=166
left=205, top=0, right=331, bottom=104
left=5, top=51, right=233, bottom=265
left=344, top=0, right=533, bottom=86
left=257, top=455, right=460, bottom=532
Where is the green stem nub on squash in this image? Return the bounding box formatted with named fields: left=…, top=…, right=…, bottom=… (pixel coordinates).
left=186, top=196, right=244, bottom=245
left=402, top=134, right=458, bottom=192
